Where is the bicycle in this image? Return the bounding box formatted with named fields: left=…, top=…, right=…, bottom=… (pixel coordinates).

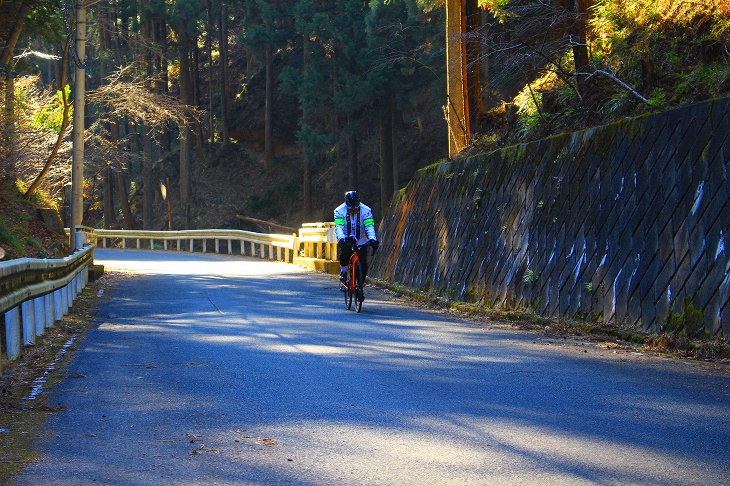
left=341, top=241, right=375, bottom=312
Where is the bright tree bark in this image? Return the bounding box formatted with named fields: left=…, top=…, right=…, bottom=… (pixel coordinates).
left=218, top=0, right=230, bottom=146
left=206, top=2, right=215, bottom=144
left=445, top=0, right=468, bottom=156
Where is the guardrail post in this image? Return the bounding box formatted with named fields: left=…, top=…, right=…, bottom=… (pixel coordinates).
left=44, top=293, right=53, bottom=329
left=34, top=297, right=45, bottom=336
left=228, top=240, right=232, bottom=254
left=190, top=239, right=194, bottom=252
left=54, top=289, right=63, bottom=321
left=63, top=286, right=70, bottom=313
left=21, top=301, right=36, bottom=345
left=5, top=307, right=21, bottom=360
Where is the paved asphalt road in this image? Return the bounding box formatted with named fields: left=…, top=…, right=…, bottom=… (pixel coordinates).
left=12, top=249, right=730, bottom=485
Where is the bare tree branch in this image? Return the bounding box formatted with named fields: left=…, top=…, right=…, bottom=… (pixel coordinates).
left=87, top=64, right=201, bottom=129
left=583, top=69, right=650, bottom=104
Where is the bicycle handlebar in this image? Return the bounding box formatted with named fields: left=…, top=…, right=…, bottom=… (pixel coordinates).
left=343, top=240, right=377, bottom=254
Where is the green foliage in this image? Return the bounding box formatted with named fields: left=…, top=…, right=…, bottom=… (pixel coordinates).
left=468, top=0, right=730, bottom=155
left=479, top=0, right=516, bottom=23
left=665, top=296, right=707, bottom=338
left=0, top=217, right=24, bottom=253
left=685, top=63, right=730, bottom=97
left=32, top=85, right=71, bottom=132
left=647, top=88, right=667, bottom=109
left=247, top=181, right=301, bottom=219
left=24, top=237, right=40, bottom=248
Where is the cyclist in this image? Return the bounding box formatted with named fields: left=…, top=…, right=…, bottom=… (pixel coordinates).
left=334, top=190, right=379, bottom=285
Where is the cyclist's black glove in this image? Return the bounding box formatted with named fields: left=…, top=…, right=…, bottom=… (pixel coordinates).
left=369, top=239, right=379, bottom=254
left=338, top=238, right=345, bottom=246
left=345, top=236, right=358, bottom=247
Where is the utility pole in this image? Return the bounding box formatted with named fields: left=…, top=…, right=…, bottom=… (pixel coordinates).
left=445, top=0, right=468, bottom=158
left=70, top=0, right=86, bottom=252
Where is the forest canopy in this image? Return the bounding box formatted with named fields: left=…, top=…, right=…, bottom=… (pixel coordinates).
left=1, top=0, right=728, bottom=230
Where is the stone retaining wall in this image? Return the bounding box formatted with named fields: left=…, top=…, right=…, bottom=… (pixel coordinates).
left=371, top=98, right=730, bottom=336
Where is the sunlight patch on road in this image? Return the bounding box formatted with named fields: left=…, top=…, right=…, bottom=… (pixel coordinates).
left=481, top=421, right=712, bottom=484
left=205, top=417, right=718, bottom=486
left=95, top=251, right=297, bottom=277
left=98, top=323, right=170, bottom=333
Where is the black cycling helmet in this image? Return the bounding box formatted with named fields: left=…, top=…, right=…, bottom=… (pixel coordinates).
left=344, top=190, right=360, bottom=209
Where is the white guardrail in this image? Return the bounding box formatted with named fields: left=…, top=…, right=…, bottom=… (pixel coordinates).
left=1, top=223, right=338, bottom=369
left=0, top=245, right=94, bottom=365
left=90, top=228, right=298, bottom=262
left=77, top=223, right=338, bottom=263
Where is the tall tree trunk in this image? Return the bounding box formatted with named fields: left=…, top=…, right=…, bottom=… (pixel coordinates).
left=112, top=122, right=138, bottom=229
left=464, top=0, right=484, bottom=131
left=191, top=48, right=205, bottom=151
left=301, top=34, right=312, bottom=218
left=103, top=166, right=115, bottom=228
left=206, top=3, right=215, bottom=145
left=568, top=0, right=591, bottom=98
left=445, top=0, right=469, bottom=156
left=98, top=6, right=113, bottom=225
left=154, top=16, right=171, bottom=153
left=142, top=123, right=153, bottom=229
left=347, top=113, right=358, bottom=190
left=178, top=27, right=193, bottom=228
left=480, top=8, right=490, bottom=110
left=1, top=0, right=32, bottom=179
left=2, top=74, right=15, bottom=179
left=0, top=0, right=31, bottom=66
left=264, top=42, right=274, bottom=168
left=379, top=95, right=394, bottom=215
left=116, top=166, right=138, bottom=229
left=218, top=0, right=230, bottom=146
left=141, top=9, right=155, bottom=230
left=391, top=103, right=399, bottom=193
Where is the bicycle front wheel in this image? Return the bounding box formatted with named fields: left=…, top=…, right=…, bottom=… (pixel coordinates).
left=344, top=268, right=353, bottom=310
left=355, top=260, right=364, bottom=313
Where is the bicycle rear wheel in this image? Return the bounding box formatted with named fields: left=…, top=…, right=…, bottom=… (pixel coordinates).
left=344, top=267, right=353, bottom=310
left=355, top=260, right=364, bottom=313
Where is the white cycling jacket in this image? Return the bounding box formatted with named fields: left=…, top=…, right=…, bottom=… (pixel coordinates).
left=334, top=203, right=377, bottom=245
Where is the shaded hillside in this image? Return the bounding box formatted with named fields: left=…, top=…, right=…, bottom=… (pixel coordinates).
left=0, top=180, right=67, bottom=260
left=457, top=0, right=730, bottom=159
left=145, top=66, right=449, bottom=232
